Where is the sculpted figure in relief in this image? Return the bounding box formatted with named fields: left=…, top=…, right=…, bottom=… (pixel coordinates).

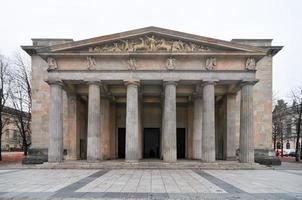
left=111, top=43, right=122, bottom=52
left=166, top=57, right=176, bottom=70
left=246, top=57, right=256, bottom=70
left=133, top=38, right=148, bottom=51
left=145, top=35, right=157, bottom=51
left=205, top=57, right=216, bottom=70
left=88, top=35, right=212, bottom=52
left=157, top=39, right=171, bottom=51
left=172, top=40, right=184, bottom=52
left=128, top=57, right=137, bottom=70
left=120, top=40, right=134, bottom=52
left=87, top=56, right=96, bottom=70
left=47, top=57, right=58, bottom=70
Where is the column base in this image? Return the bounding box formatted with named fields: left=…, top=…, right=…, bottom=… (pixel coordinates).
left=226, top=156, right=237, bottom=161
left=254, top=149, right=281, bottom=166
left=22, top=148, right=48, bottom=164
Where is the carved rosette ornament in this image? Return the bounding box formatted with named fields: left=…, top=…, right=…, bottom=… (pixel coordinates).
left=127, top=57, right=137, bottom=70
left=88, top=35, right=211, bottom=53
left=87, top=56, right=96, bottom=70
left=47, top=57, right=58, bottom=70
left=166, top=57, right=176, bottom=70
left=245, top=57, right=256, bottom=70
left=205, top=57, right=216, bottom=70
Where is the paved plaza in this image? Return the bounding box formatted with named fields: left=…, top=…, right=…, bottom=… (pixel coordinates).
left=0, top=169, right=302, bottom=199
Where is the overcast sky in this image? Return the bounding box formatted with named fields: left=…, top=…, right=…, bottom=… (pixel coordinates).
left=0, top=0, right=301, bottom=100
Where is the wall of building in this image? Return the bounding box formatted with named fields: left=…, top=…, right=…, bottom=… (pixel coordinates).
left=232, top=39, right=274, bottom=157
left=30, top=55, right=50, bottom=151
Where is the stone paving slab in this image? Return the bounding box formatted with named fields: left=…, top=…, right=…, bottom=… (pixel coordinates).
left=205, top=170, right=302, bottom=193
left=0, top=169, right=301, bottom=199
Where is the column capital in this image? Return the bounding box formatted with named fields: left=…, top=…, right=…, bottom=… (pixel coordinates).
left=163, top=80, right=178, bottom=87
left=45, top=79, right=64, bottom=87
left=201, top=79, right=218, bottom=87
left=124, top=79, right=140, bottom=87
left=100, top=92, right=112, bottom=99
left=84, top=78, right=102, bottom=86
left=192, top=92, right=203, bottom=99
left=239, top=79, right=259, bottom=88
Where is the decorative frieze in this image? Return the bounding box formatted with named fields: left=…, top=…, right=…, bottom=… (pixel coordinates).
left=88, top=35, right=211, bottom=53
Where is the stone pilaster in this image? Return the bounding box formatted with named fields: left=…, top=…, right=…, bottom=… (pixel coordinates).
left=48, top=80, right=64, bottom=162
left=160, top=93, right=165, bottom=159
left=66, top=92, right=79, bottom=160
left=138, top=93, right=143, bottom=159
left=87, top=81, right=101, bottom=161
left=109, top=103, right=116, bottom=159
left=162, top=81, right=177, bottom=162
left=124, top=79, right=140, bottom=161
left=239, top=81, right=256, bottom=163
left=100, top=93, right=110, bottom=160
left=192, top=89, right=203, bottom=160
left=225, top=94, right=237, bottom=160
left=202, top=81, right=216, bottom=162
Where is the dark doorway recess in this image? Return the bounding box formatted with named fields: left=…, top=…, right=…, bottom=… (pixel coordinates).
left=177, top=128, right=186, bottom=159
left=118, top=128, right=126, bottom=159
left=143, top=128, right=160, bottom=158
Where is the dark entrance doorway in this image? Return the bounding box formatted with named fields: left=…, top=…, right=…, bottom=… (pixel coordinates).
left=143, top=128, right=160, bottom=158
left=177, top=128, right=186, bottom=158
left=118, top=128, right=125, bottom=159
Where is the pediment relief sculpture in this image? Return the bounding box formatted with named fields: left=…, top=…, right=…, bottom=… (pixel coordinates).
left=205, top=57, right=216, bottom=70
left=47, top=57, right=58, bottom=70
left=166, top=57, right=176, bottom=70
left=245, top=57, right=256, bottom=70
left=88, top=35, right=211, bottom=53
left=87, top=56, right=96, bottom=70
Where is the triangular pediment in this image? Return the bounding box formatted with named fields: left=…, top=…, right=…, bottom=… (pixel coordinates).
left=36, top=26, right=267, bottom=54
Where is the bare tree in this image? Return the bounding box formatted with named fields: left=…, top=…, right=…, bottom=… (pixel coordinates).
left=291, top=87, right=302, bottom=161
left=272, top=99, right=287, bottom=156
left=0, top=55, right=12, bottom=160
left=10, top=53, right=31, bottom=155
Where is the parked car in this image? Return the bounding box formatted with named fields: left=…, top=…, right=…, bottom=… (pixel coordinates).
left=283, top=149, right=296, bottom=157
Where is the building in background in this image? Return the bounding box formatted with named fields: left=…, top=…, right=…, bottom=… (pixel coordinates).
left=1, top=106, right=30, bottom=151
left=273, top=100, right=301, bottom=155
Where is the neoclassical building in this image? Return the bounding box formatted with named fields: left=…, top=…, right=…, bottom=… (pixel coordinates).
left=22, top=27, right=282, bottom=164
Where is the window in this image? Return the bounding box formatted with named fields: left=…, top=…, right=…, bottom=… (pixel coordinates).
left=287, top=123, right=292, bottom=136
left=286, top=140, right=290, bottom=149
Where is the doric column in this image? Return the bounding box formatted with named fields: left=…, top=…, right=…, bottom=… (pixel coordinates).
left=162, top=81, right=177, bottom=162
left=239, top=81, right=256, bottom=163
left=202, top=81, right=216, bottom=162
left=124, top=79, right=140, bottom=161
left=87, top=81, right=101, bottom=161
left=48, top=80, right=64, bottom=162
left=193, top=88, right=203, bottom=160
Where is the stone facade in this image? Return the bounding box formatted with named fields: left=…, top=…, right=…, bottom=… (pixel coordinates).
left=22, top=27, right=282, bottom=164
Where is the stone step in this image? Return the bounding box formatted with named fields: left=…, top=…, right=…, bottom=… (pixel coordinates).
left=30, top=160, right=268, bottom=170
